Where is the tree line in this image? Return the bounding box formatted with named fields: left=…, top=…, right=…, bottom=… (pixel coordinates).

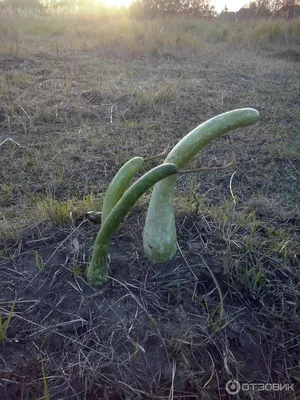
left=0, top=0, right=299, bottom=17
left=235, top=0, right=300, bottom=17
left=129, top=0, right=216, bottom=17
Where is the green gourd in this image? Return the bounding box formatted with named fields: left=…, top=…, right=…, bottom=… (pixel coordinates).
left=87, top=163, right=178, bottom=287
left=143, top=108, right=260, bottom=264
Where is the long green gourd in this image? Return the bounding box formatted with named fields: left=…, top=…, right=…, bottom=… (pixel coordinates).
left=87, top=163, right=178, bottom=287
left=101, top=157, right=144, bottom=224
left=143, top=108, right=260, bottom=264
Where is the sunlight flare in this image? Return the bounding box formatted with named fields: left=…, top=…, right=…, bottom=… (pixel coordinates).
left=100, top=0, right=133, bottom=7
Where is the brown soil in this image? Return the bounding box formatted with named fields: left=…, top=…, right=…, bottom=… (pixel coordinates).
left=0, top=212, right=299, bottom=399
left=273, top=49, right=300, bottom=62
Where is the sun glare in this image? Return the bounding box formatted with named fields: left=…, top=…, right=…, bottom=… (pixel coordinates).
left=101, top=0, right=133, bottom=7
left=100, top=0, right=246, bottom=12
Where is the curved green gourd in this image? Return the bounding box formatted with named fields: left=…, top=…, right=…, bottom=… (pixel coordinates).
left=87, top=163, right=178, bottom=287
left=101, top=157, right=144, bottom=224
left=143, top=108, right=260, bottom=264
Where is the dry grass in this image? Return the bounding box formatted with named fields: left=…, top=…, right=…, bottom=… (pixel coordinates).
left=0, top=11, right=300, bottom=56
left=0, top=10, right=299, bottom=400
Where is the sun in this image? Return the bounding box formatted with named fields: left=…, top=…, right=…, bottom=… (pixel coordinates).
left=101, top=0, right=133, bottom=7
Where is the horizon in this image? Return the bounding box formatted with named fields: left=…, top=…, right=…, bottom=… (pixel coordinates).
left=100, top=0, right=248, bottom=13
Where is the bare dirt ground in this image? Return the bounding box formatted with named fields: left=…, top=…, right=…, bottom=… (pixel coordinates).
left=0, top=26, right=300, bottom=399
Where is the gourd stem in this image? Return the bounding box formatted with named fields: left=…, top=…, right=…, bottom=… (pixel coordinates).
left=144, top=147, right=170, bottom=162
left=177, top=155, right=236, bottom=174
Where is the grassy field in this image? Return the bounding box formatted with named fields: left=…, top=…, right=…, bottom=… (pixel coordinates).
left=0, top=10, right=299, bottom=399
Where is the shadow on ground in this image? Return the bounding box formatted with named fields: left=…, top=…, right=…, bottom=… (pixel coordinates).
left=0, top=212, right=299, bottom=399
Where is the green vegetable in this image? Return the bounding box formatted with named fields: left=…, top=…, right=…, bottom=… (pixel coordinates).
left=143, top=108, right=260, bottom=264
left=101, top=157, right=144, bottom=224
left=87, top=163, right=178, bottom=287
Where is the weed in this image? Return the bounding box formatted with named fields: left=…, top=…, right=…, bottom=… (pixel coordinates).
left=36, top=198, right=74, bottom=226
left=205, top=264, right=225, bottom=333
left=35, top=251, right=45, bottom=274
left=252, top=264, right=265, bottom=289
left=34, top=192, right=102, bottom=226
left=0, top=300, right=16, bottom=344
left=37, top=359, right=50, bottom=400
left=69, top=263, right=86, bottom=278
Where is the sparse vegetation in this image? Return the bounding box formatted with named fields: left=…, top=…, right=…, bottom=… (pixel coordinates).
left=0, top=300, right=16, bottom=344
left=0, top=7, right=299, bottom=400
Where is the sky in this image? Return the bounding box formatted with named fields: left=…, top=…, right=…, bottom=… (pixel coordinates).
left=213, top=0, right=246, bottom=10
left=101, top=0, right=246, bottom=12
